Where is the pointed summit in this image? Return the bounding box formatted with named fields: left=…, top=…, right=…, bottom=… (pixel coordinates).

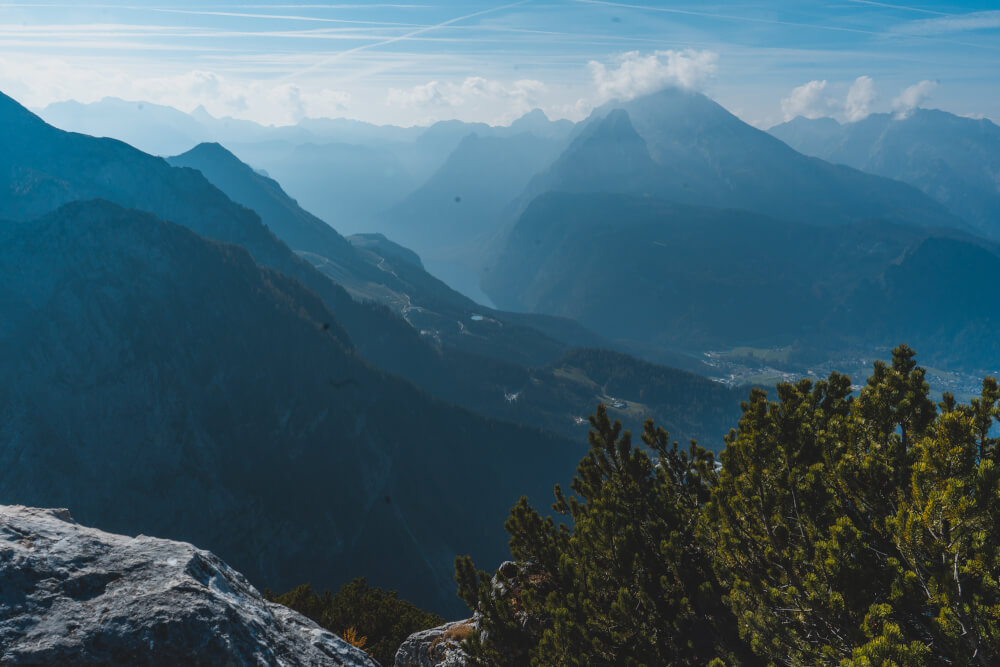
left=174, top=141, right=249, bottom=171
left=510, top=108, right=549, bottom=131
left=506, top=107, right=573, bottom=140
left=525, top=108, right=659, bottom=197
left=190, top=104, right=215, bottom=123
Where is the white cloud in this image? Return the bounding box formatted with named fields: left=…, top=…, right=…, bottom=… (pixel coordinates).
left=780, top=80, right=833, bottom=121
left=893, top=80, right=937, bottom=116
left=588, top=49, right=718, bottom=104
left=844, top=75, right=876, bottom=122
left=780, top=76, right=881, bottom=122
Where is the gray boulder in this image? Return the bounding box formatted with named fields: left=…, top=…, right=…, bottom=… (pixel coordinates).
left=393, top=619, right=473, bottom=667
left=0, top=505, right=376, bottom=666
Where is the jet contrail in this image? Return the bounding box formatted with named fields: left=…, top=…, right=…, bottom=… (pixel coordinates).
left=844, top=0, right=952, bottom=17
left=568, top=0, right=895, bottom=37
left=278, top=0, right=534, bottom=81
left=145, top=8, right=422, bottom=27
left=569, top=0, right=999, bottom=50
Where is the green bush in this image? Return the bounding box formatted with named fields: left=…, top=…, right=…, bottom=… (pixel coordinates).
left=267, top=577, right=443, bottom=665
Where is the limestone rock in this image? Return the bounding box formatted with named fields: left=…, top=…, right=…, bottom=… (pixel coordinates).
left=393, top=619, right=473, bottom=667
left=0, top=505, right=375, bottom=666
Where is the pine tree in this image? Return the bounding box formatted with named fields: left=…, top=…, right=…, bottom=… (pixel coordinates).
left=456, top=405, right=748, bottom=665
left=706, top=345, right=1000, bottom=664
left=458, top=346, right=1000, bottom=665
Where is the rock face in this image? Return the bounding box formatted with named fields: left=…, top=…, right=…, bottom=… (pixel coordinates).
left=394, top=619, right=473, bottom=667
left=0, top=505, right=375, bottom=666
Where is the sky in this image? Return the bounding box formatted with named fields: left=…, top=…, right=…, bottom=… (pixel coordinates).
left=0, top=0, right=997, bottom=128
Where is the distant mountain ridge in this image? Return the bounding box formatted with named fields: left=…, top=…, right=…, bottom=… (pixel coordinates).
left=38, top=96, right=576, bottom=239
left=376, top=129, right=567, bottom=302
left=513, top=88, right=965, bottom=231
left=770, top=109, right=1000, bottom=239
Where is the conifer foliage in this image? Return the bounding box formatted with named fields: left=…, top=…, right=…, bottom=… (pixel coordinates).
left=456, top=405, right=746, bottom=665
left=457, top=346, right=1000, bottom=665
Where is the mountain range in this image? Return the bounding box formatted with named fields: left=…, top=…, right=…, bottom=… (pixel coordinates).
left=38, top=97, right=574, bottom=238
left=513, top=89, right=964, bottom=230
left=480, top=89, right=999, bottom=371
left=770, top=109, right=1000, bottom=240
left=0, top=90, right=746, bottom=615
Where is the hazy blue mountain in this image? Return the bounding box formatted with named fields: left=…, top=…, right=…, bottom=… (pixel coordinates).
left=483, top=191, right=1000, bottom=370
left=501, top=108, right=575, bottom=140
left=40, top=97, right=211, bottom=155
left=40, top=97, right=317, bottom=156
left=348, top=232, right=425, bottom=269
left=0, top=198, right=581, bottom=616
left=168, top=142, right=357, bottom=263
left=238, top=140, right=420, bottom=233
left=38, top=97, right=575, bottom=237
left=165, top=140, right=600, bottom=371
left=513, top=89, right=964, bottom=231
left=520, top=108, right=660, bottom=201
left=376, top=131, right=565, bottom=301
left=770, top=110, right=1000, bottom=239
left=297, top=116, right=423, bottom=144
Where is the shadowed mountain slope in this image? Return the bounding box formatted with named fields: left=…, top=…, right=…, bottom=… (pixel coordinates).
left=484, top=191, right=1000, bottom=370
left=0, top=199, right=580, bottom=617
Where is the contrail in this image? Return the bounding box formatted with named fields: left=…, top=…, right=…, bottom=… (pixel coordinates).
left=278, top=0, right=533, bottom=81
left=145, top=8, right=422, bottom=27
left=844, top=0, right=952, bottom=17
left=569, top=0, right=999, bottom=50
left=568, top=0, right=890, bottom=37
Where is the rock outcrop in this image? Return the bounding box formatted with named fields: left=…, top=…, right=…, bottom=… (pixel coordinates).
left=393, top=619, right=473, bottom=667
left=0, top=505, right=375, bottom=666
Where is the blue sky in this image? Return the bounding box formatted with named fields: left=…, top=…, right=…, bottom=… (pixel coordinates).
left=0, top=1, right=997, bottom=126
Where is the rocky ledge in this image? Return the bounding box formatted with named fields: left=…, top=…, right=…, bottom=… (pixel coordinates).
left=0, top=505, right=375, bottom=666
left=393, top=619, right=473, bottom=667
